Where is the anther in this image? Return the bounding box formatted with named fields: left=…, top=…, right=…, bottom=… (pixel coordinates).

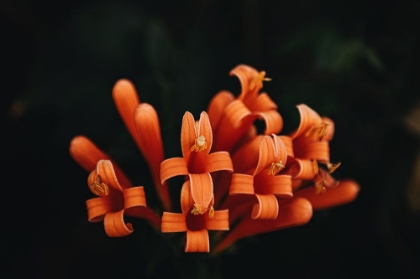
left=249, top=71, right=272, bottom=90
left=305, top=122, right=329, bottom=140
left=191, top=135, right=207, bottom=152
left=312, top=159, right=319, bottom=174
left=327, top=162, right=341, bottom=173
left=268, top=160, right=285, bottom=175
left=89, top=175, right=109, bottom=196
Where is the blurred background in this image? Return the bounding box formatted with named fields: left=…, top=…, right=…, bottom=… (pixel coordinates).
left=2, top=0, right=420, bottom=278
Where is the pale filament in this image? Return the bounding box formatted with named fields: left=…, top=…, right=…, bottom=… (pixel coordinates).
left=191, top=135, right=207, bottom=152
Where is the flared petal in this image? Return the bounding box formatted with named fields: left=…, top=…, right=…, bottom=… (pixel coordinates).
left=104, top=210, right=133, bottom=237
left=207, top=90, right=235, bottom=134
left=251, top=194, right=279, bottom=219
left=253, top=136, right=278, bottom=175
left=279, top=136, right=294, bottom=158
left=185, top=230, right=210, bottom=252
left=112, top=79, right=141, bottom=147
left=161, top=212, right=187, bottom=232
left=321, top=117, right=335, bottom=142
left=135, top=103, right=171, bottom=210
left=180, top=180, right=194, bottom=213
left=205, top=209, right=229, bottom=231
left=212, top=197, right=313, bottom=254
left=229, top=64, right=261, bottom=100
left=197, top=111, right=213, bottom=154
left=224, top=100, right=252, bottom=129
left=254, top=174, right=293, bottom=198
left=232, top=135, right=263, bottom=174
left=205, top=152, right=233, bottom=173
left=229, top=173, right=255, bottom=195
left=253, top=109, right=283, bottom=135
left=181, top=112, right=198, bottom=162
left=294, top=179, right=360, bottom=210
left=290, top=104, right=323, bottom=139
left=246, top=92, right=278, bottom=112
left=293, top=140, right=330, bottom=162
left=160, top=158, right=188, bottom=185
left=189, top=173, right=214, bottom=214
left=86, top=196, right=114, bottom=222
left=95, top=160, right=126, bottom=191
left=70, top=136, right=132, bottom=187
left=272, top=135, right=288, bottom=169
left=289, top=159, right=318, bottom=180
left=122, top=187, right=146, bottom=208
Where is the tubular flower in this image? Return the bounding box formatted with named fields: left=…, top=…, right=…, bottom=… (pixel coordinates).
left=224, top=135, right=292, bottom=220
left=85, top=160, right=160, bottom=236
left=161, top=181, right=229, bottom=252
left=70, top=64, right=360, bottom=254
left=160, top=111, right=233, bottom=217
left=208, top=64, right=283, bottom=152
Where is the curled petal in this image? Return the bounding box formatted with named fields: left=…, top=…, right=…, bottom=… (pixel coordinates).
left=254, top=110, right=283, bottom=135
left=279, top=136, right=294, bottom=158
left=293, top=140, right=330, bottom=162
left=185, top=230, right=210, bottom=252
left=160, top=158, right=188, bottom=185
left=207, top=90, right=235, bottom=134
left=205, top=152, right=233, bottom=173
left=86, top=197, right=113, bottom=222
left=104, top=210, right=133, bottom=237
left=189, top=173, right=214, bottom=214
left=232, top=135, right=263, bottom=174
left=289, top=159, right=318, bottom=180
left=181, top=112, right=197, bottom=161
left=112, top=79, right=141, bottom=147
left=180, top=180, right=194, bottom=213
left=290, top=104, right=322, bottom=139
left=321, top=117, right=335, bottom=142
left=247, top=92, right=278, bottom=112
left=254, top=136, right=278, bottom=175
left=96, top=160, right=125, bottom=191
left=294, top=179, right=360, bottom=210
left=70, top=136, right=132, bottom=187
left=123, top=187, right=147, bottom=208
left=224, top=100, right=252, bottom=129
left=197, top=111, right=213, bottom=154
left=229, top=64, right=261, bottom=100
left=254, top=174, right=293, bottom=198
left=229, top=173, right=255, bottom=195
left=251, top=194, right=279, bottom=219
left=161, top=212, right=187, bottom=232
left=205, top=210, right=229, bottom=231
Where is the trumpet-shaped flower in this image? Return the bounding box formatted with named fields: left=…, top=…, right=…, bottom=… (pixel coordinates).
left=85, top=160, right=160, bottom=236
left=160, top=111, right=233, bottom=217
left=161, top=181, right=229, bottom=252
left=208, top=64, right=283, bottom=152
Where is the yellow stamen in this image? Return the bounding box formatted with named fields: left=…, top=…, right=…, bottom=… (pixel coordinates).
left=208, top=206, right=214, bottom=218
left=305, top=122, right=329, bottom=140
left=249, top=71, right=272, bottom=90
left=191, top=135, right=207, bottom=152
left=89, top=175, right=109, bottom=196
left=312, top=159, right=319, bottom=174
left=315, top=181, right=326, bottom=194
left=327, top=162, right=341, bottom=173
left=191, top=204, right=203, bottom=215
left=268, top=160, right=285, bottom=175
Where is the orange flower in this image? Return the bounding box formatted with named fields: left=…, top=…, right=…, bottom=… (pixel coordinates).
left=224, top=135, right=293, bottom=220
left=208, top=64, right=283, bottom=152
left=160, top=111, right=233, bottom=217
left=113, top=79, right=171, bottom=211
left=85, top=160, right=160, bottom=236
left=161, top=181, right=229, bottom=252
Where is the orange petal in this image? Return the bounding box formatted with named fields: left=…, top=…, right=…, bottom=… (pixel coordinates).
left=86, top=197, right=113, bottom=222
left=272, top=135, right=288, bottom=168
left=135, top=103, right=171, bottom=211
left=69, top=136, right=132, bottom=187
left=160, top=158, right=188, bottom=185
left=212, top=197, right=312, bottom=254
left=207, top=90, right=235, bottom=134
left=246, top=92, right=278, bottom=112
left=232, top=135, right=263, bottom=174
left=205, top=152, right=233, bottom=173
left=229, top=64, right=261, bottom=100
left=197, top=111, right=213, bottom=154
left=294, top=179, right=360, bottom=210
left=205, top=209, right=229, bottom=231
left=254, top=174, right=293, bottom=198
left=189, top=173, right=214, bottom=213
left=229, top=173, right=255, bottom=195
left=279, top=136, right=294, bottom=158
left=122, top=187, right=147, bottom=208
left=112, top=79, right=141, bottom=147
left=251, top=194, right=279, bottom=219
left=293, top=140, right=330, bottom=162
left=224, top=100, right=252, bottom=129
left=254, top=136, right=278, bottom=175
left=289, top=159, right=318, bottom=180
left=181, top=112, right=197, bottom=162
left=185, top=230, right=210, bottom=252
left=254, top=109, right=283, bottom=135
left=161, top=212, right=187, bottom=232
left=104, top=210, right=133, bottom=237
left=180, top=180, right=194, bottom=213
left=290, top=104, right=322, bottom=139
left=321, top=117, right=335, bottom=142
left=96, top=160, right=125, bottom=191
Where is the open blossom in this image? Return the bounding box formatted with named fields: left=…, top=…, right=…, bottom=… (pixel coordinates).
left=70, top=64, right=359, bottom=254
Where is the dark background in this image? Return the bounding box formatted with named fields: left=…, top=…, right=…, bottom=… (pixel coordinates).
left=2, top=0, right=420, bottom=278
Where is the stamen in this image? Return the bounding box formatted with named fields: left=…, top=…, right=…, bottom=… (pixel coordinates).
left=89, top=175, right=109, bottom=196
left=327, top=162, right=341, bottom=173
left=268, top=160, right=285, bottom=175
left=249, top=71, right=272, bottom=90
left=191, top=135, right=207, bottom=152
left=305, top=122, right=329, bottom=140
left=312, top=159, right=319, bottom=174
left=315, top=181, right=327, bottom=194
left=191, top=204, right=203, bottom=215
left=208, top=206, right=214, bottom=218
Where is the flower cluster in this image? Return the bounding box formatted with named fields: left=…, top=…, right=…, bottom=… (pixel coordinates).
left=70, top=64, right=359, bottom=253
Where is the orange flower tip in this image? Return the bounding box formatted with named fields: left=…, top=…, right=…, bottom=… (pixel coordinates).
left=249, top=71, right=272, bottom=90
left=268, top=160, right=285, bottom=175
left=191, top=135, right=207, bottom=152
left=327, top=162, right=341, bottom=173
left=305, top=122, right=329, bottom=140
left=89, top=175, right=109, bottom=196
left=312, top=159, right=319, bottom=174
